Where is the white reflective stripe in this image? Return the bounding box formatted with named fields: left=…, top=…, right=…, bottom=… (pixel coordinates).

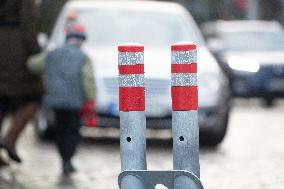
left=119, top=74, right=145, bottom=87
left=171, top=73, right=197, bottom=86
left=171, top=50, right=197, bottom=64
left=118, top=52, right=144, bottom=65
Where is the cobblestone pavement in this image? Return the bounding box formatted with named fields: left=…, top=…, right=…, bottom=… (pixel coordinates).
left=0, top=99, right=284, bottom=189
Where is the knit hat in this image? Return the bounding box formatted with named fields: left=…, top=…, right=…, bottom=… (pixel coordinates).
left=66, top=23, right=87, bottom=41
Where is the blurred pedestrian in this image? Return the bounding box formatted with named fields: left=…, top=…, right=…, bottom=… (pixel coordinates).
left=27, top=23, right=96, bottom=175
left=0, top=0, right=42, bottom=166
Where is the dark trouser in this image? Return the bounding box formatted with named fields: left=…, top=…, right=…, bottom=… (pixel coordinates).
left=54, top=109, right=81, bottom=162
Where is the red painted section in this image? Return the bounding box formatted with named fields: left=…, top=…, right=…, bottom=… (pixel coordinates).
left=171, top=86, right=198, bottom=111
left=119, top=64, right=144, bottom=75
left=118, top=45, right=144, bottom=52
left=171, top=63, right=197, bottom=73
left=171, top=43, right=196, bottom=51
left=85, top=113, right=97, bottom=128
left=119, top=87, right=145, bottom=111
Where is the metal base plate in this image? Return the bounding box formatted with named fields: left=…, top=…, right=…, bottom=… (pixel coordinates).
left=118, top=170, right=203, bottom=189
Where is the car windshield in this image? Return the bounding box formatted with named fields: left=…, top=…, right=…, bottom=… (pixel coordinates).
left=222, top=31, right=284, bottom=51
left=54, top=8, right=202, bottom=48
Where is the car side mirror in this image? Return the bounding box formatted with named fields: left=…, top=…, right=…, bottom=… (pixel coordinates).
left=207, top=38, right=226, bottom=54
left=37, top=33, right=49, bottom=50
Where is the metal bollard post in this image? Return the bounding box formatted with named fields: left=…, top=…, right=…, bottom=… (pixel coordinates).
left=118, top=44, right=146, bottom=189
left=118, top=42, right=203, bottom=189
left=171, top=42, right=200, bottom=189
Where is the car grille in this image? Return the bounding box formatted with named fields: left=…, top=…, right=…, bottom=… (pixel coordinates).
left=103, top=78, right=170, bottom=97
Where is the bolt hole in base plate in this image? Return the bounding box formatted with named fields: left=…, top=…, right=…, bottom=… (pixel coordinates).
left=127, top=137, right=131, bottom=142
left=119, top=170, right=203, bottom=189
left=179, top=136, right=184, bottom=141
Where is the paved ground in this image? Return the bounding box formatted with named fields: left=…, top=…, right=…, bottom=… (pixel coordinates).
left=0, top=99, right=284, bottom=189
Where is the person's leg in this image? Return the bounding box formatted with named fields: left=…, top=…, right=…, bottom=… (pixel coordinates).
left=54, top=109, right=81, bottom=175
left=4, top=102, right=39, bottom=163
left=63, top=110, right=81, bottom=162
left=64, top=110, right=80, bottom=174
left=0, top=98, right=10, bottom=166
left=55, top=109, right=68, bottom=162
left=0, top=112, right=9, bottom=167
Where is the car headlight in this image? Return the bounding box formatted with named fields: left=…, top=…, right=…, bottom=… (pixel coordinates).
left=228, top=56, right=260, bottom=73
left=198, top=73, right=222, bottom=107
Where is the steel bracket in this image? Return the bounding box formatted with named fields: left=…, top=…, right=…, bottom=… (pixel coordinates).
left=118, top=170, right=204, bottom=189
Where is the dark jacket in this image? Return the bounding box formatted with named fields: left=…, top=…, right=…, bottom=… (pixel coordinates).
left=45, top=44, right=88, bottom=110
left=0, top=0, right=43, bottom=97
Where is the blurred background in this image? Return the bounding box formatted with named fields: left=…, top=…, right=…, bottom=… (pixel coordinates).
left=1, top=0, right=284, bottom=189
left=38, top=0, right=284, bottom=33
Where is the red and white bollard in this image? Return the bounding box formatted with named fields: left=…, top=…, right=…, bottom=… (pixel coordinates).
left=118, top=42, right=203, bottom=189
left=118, top=44, right=146, bottom=189
left=171, top=42, right=200, bottom=189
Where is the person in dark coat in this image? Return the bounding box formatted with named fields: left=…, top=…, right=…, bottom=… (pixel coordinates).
left=0, top=0, right=42, bottom=166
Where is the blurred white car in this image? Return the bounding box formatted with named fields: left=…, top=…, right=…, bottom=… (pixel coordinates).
left=36, top=1, right=231, bottom=146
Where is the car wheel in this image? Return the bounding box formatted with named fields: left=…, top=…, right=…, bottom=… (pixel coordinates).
left=200, top=110, right=229, bottom=147
left=34, top=109, right=56, bottom=140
